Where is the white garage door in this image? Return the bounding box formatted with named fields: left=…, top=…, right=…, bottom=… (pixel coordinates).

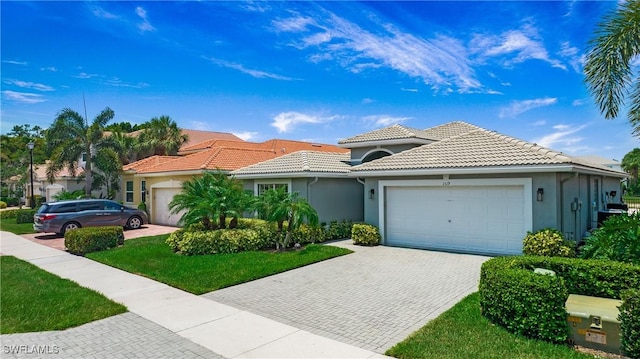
left=385, top=185, right=526, bottom=255
left=153, top=188, right=183, bottom=227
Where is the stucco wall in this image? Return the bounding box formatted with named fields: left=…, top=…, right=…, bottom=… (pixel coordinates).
left=350, top=143, right=425, bottom=162
left=308, top=178, right=363, bottom=223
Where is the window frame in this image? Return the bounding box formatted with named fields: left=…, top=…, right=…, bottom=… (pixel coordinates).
left=141, top=180, right=147, bottom=203
left=125, top=180, right=134, bottom=203
left=254, top=179, right=292, bottom=196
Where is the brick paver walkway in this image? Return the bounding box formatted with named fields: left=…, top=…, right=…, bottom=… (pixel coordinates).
left=203, top=240, right=490, bottom=353
left=0, top=313, right=223, bottom=359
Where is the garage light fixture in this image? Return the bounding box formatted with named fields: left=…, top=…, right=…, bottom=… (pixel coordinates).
left=369, top=188, right=375, bottom=199
left=537, top=188, right=544, bottom=202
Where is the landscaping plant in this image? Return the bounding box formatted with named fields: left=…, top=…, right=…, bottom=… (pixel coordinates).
left=351, top=223, right=381, bottom=246
left=65, top=226, right=124, bottom=255
left=522, top=228, right=575, bottom=257
left=619, top=289, right=640, bottom=358
left=580, top=212, right=640, bottom=265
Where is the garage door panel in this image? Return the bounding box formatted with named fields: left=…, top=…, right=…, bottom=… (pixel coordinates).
left=153, top=188, right=184, bottom=227
left=386, top=185, right=526, bottom=255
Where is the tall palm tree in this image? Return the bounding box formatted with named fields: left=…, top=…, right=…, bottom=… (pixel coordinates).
left=92, top=147, right=122, bottom=199
left=110, top=130, right=139, bottom=164
left=138, top=115, right=188, bottom=156
left=584, top=1, right=640, bottom=137
left=257, top=187, right=319, bottom=250
left=46, top=107, right=116, bottom=198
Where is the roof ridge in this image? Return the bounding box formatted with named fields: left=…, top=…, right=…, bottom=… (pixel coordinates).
left=300, top=150, right=310, bottom=171
left=480, top=129, right=573, bottom=162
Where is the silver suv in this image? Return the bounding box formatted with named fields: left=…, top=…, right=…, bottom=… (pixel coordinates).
left=34, top=199, right=148, bottom=235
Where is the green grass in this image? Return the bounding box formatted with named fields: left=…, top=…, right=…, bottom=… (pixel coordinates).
left=386, top=292, right=591, bottom=359
left=87, top=234, right=352, bottom=295
left=0, top=217, right=35, bottom=234
left=0, top=256, right=127, bottom=334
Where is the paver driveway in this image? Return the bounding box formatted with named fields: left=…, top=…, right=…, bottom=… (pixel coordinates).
left=203, top=240, right=490, bottom=354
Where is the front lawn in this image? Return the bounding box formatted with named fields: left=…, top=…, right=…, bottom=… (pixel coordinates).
left=87, top=234, right=352, bottom=295
left=386, top=292, right=590, bottom=359
left=0, top=217, right=35, bottom=234
left=0, top=256, right=127, bottom=334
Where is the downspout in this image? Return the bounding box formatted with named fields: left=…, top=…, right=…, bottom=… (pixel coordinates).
left=560, top=172, right=578, bottom=235
left=308, top=177, right=319, bottom=207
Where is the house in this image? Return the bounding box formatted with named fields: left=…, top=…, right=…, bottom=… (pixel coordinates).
left=122, top=137, right=348, bottom=226
left=28, top=164, right=87, bottom=203
left=230, top=121, right=626, bottom=256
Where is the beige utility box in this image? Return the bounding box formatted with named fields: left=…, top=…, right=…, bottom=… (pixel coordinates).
left=566, top=294, right=622, bottom=355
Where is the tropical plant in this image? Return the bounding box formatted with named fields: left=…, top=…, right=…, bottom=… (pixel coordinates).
left=580, top=212, right=640, bottom=265
left=137, top=115, right=188, bottom=156
left=168, top=170, right=252, bottom=230
left=256, top=187, right=319, bottom=251
left=52, top=189, right=85, bottom=201
left=110, top=130, right=139, bottom=165
left=45, top=107, right=117, bottom=198
left=584, top=1, right=640, bottom=137
left=622, top=148, right=640, bottom=195
left=91, top=148, right=122, bottom=199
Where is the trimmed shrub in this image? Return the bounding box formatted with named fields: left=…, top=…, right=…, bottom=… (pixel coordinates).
left=580, top=212, right=640, bottom=265
left=324, top=220, right=353, bottom=240
left=522, top=228, right=575, bottom=257
left=480, top=256, right=640, bottom=344
left=65, top=226, right=124, bottom=255
left=291, top=223, right=326, bottom=244
left=176, top=228, right=269, bottom=255
left=619, top=289, right=640, bottom=358
left=0, top=201, right=6, bottom=209
left=16, top=209, right=35, bottom=224
left=5, top=197, right=19, bottom=207
left=0, top=209, right=19, bottom=219
left=351, top=224, right=380, bottom=246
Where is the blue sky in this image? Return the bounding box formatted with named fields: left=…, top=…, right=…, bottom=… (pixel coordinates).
left=2, top=1, right=639, bottom=161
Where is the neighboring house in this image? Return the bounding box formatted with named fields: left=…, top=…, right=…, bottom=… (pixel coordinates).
left=28, top=164, right=87, bottom=203
left=575, top=155, right=623, bottom=172
left=342, top=122, right=627, bottom=255
left=231, top=151, right=363, bottom=223
left=122, top=137, right=348, bottom=226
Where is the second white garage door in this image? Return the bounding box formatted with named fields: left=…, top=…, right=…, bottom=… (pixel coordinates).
left=385, top=185, right=527, bottom=255
left=152, top=187, right=183, bottom=227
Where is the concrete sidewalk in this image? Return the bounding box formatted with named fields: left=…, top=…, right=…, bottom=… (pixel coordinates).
left=0, top=231, right=388, bottom=358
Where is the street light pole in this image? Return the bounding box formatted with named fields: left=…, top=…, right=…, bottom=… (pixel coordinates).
left=27, top=142, right=35, bottom=209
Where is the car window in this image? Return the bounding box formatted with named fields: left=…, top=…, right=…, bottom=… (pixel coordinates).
left=36, top=204, right=50, bottom=214
left=78, top=202, right=102, bottom=211
left=50, top=203, right=78, bottom=213
left=104, top=202, right=122, bottom=211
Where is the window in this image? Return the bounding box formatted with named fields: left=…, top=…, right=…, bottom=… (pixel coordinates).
left=104, top=201, right=121, bottom=211
left=141, top=180, right=146, bottom=203
left=78, top=201, right=102, bottom=211
left=125, top=181, right=134, bottom=203
left=51, top=203, right=78, bottom=213
left=257, top=183, right=289, bottom=196
left=81, top=152, right=87, bottom=161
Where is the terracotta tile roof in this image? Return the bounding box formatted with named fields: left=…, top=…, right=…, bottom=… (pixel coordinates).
left=134, top=147, right=278, bottom=174
left=338, top=124, right=435, bottom=144
left=232, top=151, right=351, bottom=176
left=180, top=138, right=349, bottom=154
left=32, top=164, right=84, bottom=181
left=123, top=156, right=177, bottom=172
left=352, top=127, right=621, bottom=173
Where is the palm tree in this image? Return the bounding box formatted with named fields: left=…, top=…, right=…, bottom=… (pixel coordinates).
left=584, top=1, right=640, bottom=137
left=92, top=148, right=122, bottom=199
left=46, top=107, right=116, bottom=198
left=168, top=170, right=252, bottom=229
left=138, top=115, right=188, bottom=156
left=622, top=148, right=640, bottom=194
left=110, top=130, right=139, bottom=164
left=257, top=187, right=319, bottom=250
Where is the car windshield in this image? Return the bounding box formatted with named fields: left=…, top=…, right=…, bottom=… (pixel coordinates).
left=35, top=204, right=50, bottom=214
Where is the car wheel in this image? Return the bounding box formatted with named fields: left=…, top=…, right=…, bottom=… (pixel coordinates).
left=127, top=216, right=142, bottom=229
left=62, top=222, right=80, bottom=235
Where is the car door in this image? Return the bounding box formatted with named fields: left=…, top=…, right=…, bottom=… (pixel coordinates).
left=101, top=200, right=127, bottom=226
left=77, top=201, right=106, bottom=227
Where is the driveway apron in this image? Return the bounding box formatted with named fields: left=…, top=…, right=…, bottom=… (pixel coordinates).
left=203, top=240, right=490, bottom=353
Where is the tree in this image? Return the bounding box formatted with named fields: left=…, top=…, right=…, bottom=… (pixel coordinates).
left=0, top=125, right=46, bottom=199
left=585, top=1, right=640, bottom=137
left=257, top=187, right=319, bottom=251
left=92, top=148, right=122, bottom=199
left=622, top=148, right=640, bottom=195
left=168, top=170, right=252, bottom=230
left=138, top=116, right=188, bottom=156
left=46, top=107, right=117, bottom=198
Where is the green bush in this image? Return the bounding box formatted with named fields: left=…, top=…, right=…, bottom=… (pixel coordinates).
left=522, top=228, right=575, bottom=257
left=480, top=256, right=640, bottom=344
left=16, top=209, right=35, bottom=224
left=580, top=212, right=640, bottom=265
left=619, top=289, right=640, bottom=358
left=5, top=197, right=19, bottom=207
left=0, top=201, right=6, bottom=209
left=0, top=209, right=19, bottom=219
left=175, top=228, right=270, bottom=255
left=291, top=223, right=326, bottom=244
left=324, top=220, right=353, bottom=240
left=65, top=226, right=124, bottom=255
left=351, top=223, right=380, bottom=246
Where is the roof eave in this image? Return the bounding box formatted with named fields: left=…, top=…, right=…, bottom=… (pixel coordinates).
left=232, top=171, right=351, bottom=179
left=133, top=169, right=229, bottom=178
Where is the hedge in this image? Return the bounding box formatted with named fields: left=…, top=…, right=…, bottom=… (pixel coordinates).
left=619, top=289, right=640, bottom=358
left=351, top=224, right=381, bottom=246
left=16, top=209, right=36, bottom=224
left=65, top=226, right=124, bottom=255
left=0, top=209, right=20, bottom=219
left=479, top=256, right=640, bottom=349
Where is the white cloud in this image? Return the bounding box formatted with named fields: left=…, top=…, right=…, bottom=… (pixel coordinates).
left=272, top=10, right=482, bottom=93
left=572, top=98, right=588, bottom=106
left=232, top=131, right=259, bottom=141
left=362, top=115, right=410, bottom=127
left=401, top=88, right=418, bottom=93
left=40, top=66, right=58, bottom=72
left=532, top=124, right=587, bottom=149
left=3, top=90, right=46, bottom=104
left=205, top=57, right=293, bottom=80
left=4, top=80, right=54, bottom=91
left=2, top=60, right=27, bottom=66
left=531, top=120, right=547, bottom=127
left=75, top=72, right=99, bottom=79
left=271, top=111, right=335, bottom=133
left=102, top=77, right=149, bottom=89
left=136, top=6, right=155, bottom=32
left=499, top=97, right=557, bottom=118
left=92, top=6, right=119, bottom=19
left=471, top=23, right=565, bottom=70
left=362, top=98, right=374, bottom=104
